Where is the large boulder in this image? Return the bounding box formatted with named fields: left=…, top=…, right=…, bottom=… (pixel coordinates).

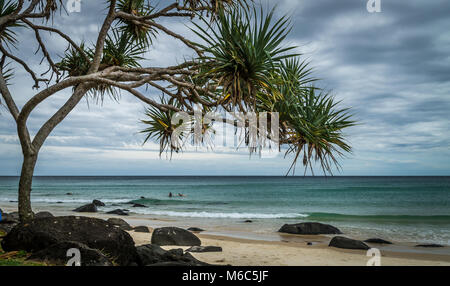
left=278, top=222, right=342, bottom=235
left=107, top=218, right=132, bottom=231
left=73, top=203, right=97, bottom=213
left=27, top=241, right=113, bottom=266
left=151, top=227, right=201, bottom=246
left=329, top=236, right=370, bottom=250
left=1, top=216, right=138, bottom=266
left=364, top=238, right=392, bottom=245
left=93, top=200, right=105, bottom=207
left=136, top=244, right=209, bottom=266
left=106, top=209, right=129, bottom=216
left=35, top=211, right=54, bottom=219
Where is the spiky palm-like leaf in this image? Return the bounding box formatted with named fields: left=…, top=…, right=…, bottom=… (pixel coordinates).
left=282, top=88, right=355, bottom=175
left=0, top=0, right=24, bottom=48
left=102, top=29, right=144, bottom=68
left=183, top=0, right=249, bottom=14
left=140, top=97, right=190, bottom=156
left=57, top=30, right=145, bottom=102
left=192, top=5, right=297, bottom=109
left=56, top=43, right=92, bottom=77
left=116, top=0, right=157, bottom=48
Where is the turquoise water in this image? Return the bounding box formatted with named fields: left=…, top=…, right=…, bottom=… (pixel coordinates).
left=0, top=176, right=449, bottom=244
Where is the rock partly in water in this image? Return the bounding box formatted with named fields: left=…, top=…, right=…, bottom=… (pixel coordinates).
left=1, top=216, right=138, bottom=266
left=279, top=222, right=342, bottom=235
left=151, top=227, right=201, bottom=246
left=186, top=246, right=222, bottom=253
left=244, top=220, right=253, bottom=223
left=133, top=226, right=150, bottom=233
left=73, top=203, right=97, bottom=213
left=329, top=236, right=370, bottom=250
left=106, top=209, right=129, bottom=216
left=364, top=238, right=393, bottom=245
left=107, top=218, right=133, bottom=231
left=136, top=244, right=209, bottom=266
left=415, top=244, right=444, bottom=248
left=187, top=227, right=205, bottom=232
left=66, top=193, right=73, bottom=195
left=93, top=200, right=106, bottom=207
left=132, top=203, right=146, bottom=208
left=28, top=241, right=113, bottom=266
left=34, top=211, right=54, bottom=219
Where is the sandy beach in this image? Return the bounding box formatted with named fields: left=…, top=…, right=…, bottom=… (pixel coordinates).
left=131, top=231, right=450, bottom=266
left=2, top=204, right=449, bottom=266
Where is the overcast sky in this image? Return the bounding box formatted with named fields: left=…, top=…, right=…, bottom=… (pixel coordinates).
left=0, top=0, right=449, bottom=176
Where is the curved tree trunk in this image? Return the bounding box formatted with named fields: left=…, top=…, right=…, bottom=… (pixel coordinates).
left=18, top=153, right=38, bottom=222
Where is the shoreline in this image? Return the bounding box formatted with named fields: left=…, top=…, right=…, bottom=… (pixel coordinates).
left=1, top=204, right=450, bottom=266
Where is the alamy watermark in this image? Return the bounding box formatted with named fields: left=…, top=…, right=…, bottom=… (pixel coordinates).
left=67, top=0, right=82, bottom=13
left=366, top=248, right=381, bottom=266
left=66, top=248, right=81, bottom=266
left=367, top=0, right=382, bottom=13
left=170, top=111, right=281, bottom=158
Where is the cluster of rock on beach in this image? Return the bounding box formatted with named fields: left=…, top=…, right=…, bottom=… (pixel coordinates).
left=0, top=204, right=444, bottom=266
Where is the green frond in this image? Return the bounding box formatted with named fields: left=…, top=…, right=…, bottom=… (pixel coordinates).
left=116, top=0, right=157, bottom=48
left=192, top=4, right=297, bottom=110
left=182, top=0, right=249, bottom=15
left=140, top=97, right=190, bottom=157
left=0, top=0, right=25, bottom=48
left=281, top=87, right=355, bottom=175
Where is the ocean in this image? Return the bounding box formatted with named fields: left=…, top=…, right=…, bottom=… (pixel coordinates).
left=0, top=176, right=449, bottom=245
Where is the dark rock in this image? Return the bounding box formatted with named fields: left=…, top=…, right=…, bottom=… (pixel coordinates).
left=244, top=220, right=253, bottom=223
left=93, top=200, right=106, bottom=207
left=136, top=244, right=209, bottom=266
left=364, top=238, right=393, bottom=245
left=106, top=209, right=129, bottom=216
left=35, top=211, right=54, bottom=219
left=278, top=222, right=342, bottom=235
left=134, top=226, right=150, bottom=233
left=56, top=201, right=64, bottom=204
left=1, top=216, right=138, bottom=266
left=151, top=227, right=201, bottom=246
left=140, top=196, right=146, bottom=199
left=1, top=211, right=19, bottom=223
left=0, top=211, right=18, bottom=234
left=73, top=203, right=97, bottom=213
left=28, top=241, right=113, bottom=266
left=415, top=244, right=444, bottom=248
left=132, top=203, right=147, bottom=208
left=107, top=218, right=133, bottom=231
left=186, top=246, right=222, bottom=253
left=168, top=248, right=184, bottom=256
left=329, top=236, right=370, bottom=250
left=187, top=227, right=205, bottom=232
left=307, top=242, right=313, bottom=246
left=66, top=193, right=73, bottom=195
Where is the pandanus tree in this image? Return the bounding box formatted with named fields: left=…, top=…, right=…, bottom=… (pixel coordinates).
left=0, top=0, right=355, bottom=222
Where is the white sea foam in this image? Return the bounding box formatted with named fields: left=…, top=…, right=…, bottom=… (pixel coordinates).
left=131, top=209, right=309, bottom=219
